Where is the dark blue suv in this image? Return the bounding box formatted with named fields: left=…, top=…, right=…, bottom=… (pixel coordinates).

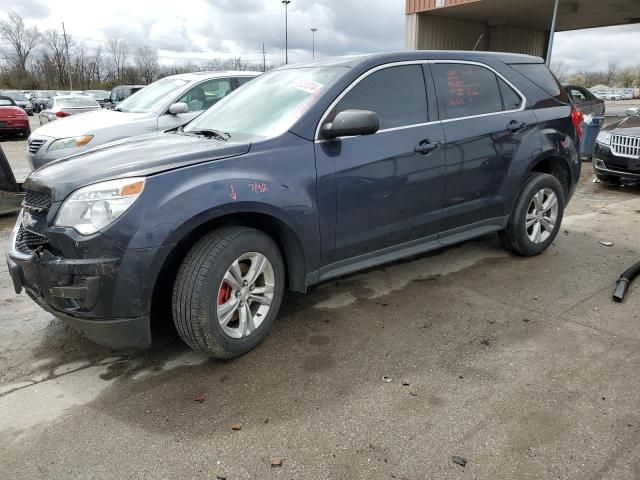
left=7, top=51, right=582, bottom=358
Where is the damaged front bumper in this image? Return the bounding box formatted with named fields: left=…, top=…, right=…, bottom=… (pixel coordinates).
left=6, top=211, right=171, bottom=349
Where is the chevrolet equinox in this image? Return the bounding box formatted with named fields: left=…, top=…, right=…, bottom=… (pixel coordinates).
left=7, top=52, right=583, bottom=358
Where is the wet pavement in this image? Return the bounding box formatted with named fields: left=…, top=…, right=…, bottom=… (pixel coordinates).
left=1, top=136, right=640, bottom=478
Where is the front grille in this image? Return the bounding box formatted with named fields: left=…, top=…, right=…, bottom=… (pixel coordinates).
left=15, top=226, right=48, bottom=254
left=28, top=138, right=47, bottom=155
left=611, top=134, right=640, bottom=159
left=23, top=189, right=52, bottom=211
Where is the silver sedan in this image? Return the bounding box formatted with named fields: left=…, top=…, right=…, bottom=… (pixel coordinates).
left=38, top=96, right=102, bottom=125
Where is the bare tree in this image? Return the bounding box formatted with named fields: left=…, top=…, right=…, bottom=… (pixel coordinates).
left=134, top=46, right=159, bottom=83
left=550, top=61, right=569, bottom=84
left=43, top=30, right=70, bottom=88
left=0, top=11, right=40, bottom=87
left=107, top=37, right=129, bottom=82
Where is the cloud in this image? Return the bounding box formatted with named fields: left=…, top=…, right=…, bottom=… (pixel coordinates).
left=2, top=0, right=51, bottom=20
left=0, top=0, right=638, bottom=71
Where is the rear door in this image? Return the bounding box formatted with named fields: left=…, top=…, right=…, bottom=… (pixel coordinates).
left=315, top=63, right=446, bottom=264
left=430, top=62, right=538, bottom=237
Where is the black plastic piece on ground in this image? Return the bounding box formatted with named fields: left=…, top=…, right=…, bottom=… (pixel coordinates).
left=613, top=260, right=640, bottom=302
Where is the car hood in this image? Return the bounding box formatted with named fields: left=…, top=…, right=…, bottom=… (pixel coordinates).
left=33, top=108, right=153, bottom=138
left=25, top=132, right=251, bottom=201
left=604, top=115, right=640, bottom=135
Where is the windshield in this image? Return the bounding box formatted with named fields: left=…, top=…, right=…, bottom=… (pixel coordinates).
left=57, top=97, right=99, bottom=108
left=185, top=67, right=346, bottom=138
left=117, top=78, right=186, bottom=113
left=5, top=92, right=27, bottom=101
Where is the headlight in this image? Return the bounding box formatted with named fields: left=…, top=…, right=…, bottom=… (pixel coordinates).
left=55, top=178, right=145, bottom=235
left=48, top=135, right=94, bottom=152
left=596, top=131, right=612, bottom=145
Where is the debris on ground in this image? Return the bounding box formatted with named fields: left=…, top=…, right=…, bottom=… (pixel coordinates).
left=382, top=376, right=392, bottom=383
left=270, top=457, right=283, bottom=467
left=401, top=381, right=410, bottom=386
left=194, top=393, right=206, bottom=403
left=599, top=241, right=614, bottom=247
left=230, top=423, right=242, bottom=431
left=409, top=390, right=418, bottom=397
left=452, top=456, right=467, bottom=467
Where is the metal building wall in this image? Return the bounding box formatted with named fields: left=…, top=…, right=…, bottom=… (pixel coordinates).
left=409, top=14, right=547, bottom=58
left=416, top=15, right=488, bottom=51
left=488, top=25, right=547, bottom=57
left=406, top=0, right=479, bottom=15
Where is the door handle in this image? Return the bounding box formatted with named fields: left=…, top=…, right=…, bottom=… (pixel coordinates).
left=414, top=140, right=441, bottom=155
left=507, top=120, right=527, bottom=133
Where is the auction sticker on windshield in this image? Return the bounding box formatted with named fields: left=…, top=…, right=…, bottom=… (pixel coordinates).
left=292, top=79, right=325, bottom=94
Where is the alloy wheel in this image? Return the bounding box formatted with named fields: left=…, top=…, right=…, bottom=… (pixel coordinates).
left=216, top=252, right=275, bottom=339
left=526, top=188, right=558, bottom=244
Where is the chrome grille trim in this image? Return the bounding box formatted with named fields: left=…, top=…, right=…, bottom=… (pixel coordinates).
left=27, top=138, right=47, bottom=155
left=610, top=134, right=640, bottom=159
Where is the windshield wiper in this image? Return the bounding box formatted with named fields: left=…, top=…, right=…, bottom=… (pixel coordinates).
left=114, top=106, right=127, bottom=112
left=185, top=129, right=230, bottom=141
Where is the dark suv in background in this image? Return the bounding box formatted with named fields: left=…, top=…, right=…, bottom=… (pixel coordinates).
left=103, top=84, right=146, bottom=109
left=7, top=51, right=582, bottom=359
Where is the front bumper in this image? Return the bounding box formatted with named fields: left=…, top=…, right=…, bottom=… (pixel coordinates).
left=593, top=143, right=640, bottom=180
left=6, top=213, right=172, bottom=349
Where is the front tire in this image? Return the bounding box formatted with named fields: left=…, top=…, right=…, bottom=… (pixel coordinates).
left=499, top=173, right=565, bottom=256
left=172, top=227, right=285, bottom=359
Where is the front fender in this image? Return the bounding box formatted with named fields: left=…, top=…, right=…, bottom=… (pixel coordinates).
left=102, top=134, right=320, bottom=274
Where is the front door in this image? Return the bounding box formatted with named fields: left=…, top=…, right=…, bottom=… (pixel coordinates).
left=315, top=64, right=446, bottom=264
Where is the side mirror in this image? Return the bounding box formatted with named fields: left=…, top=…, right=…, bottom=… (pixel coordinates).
left=168, top=102, right=189, bottom=115
left=321, top=109, right=379, bottom=140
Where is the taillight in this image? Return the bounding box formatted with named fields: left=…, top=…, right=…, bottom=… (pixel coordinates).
left=56, top=111, right=70, bottom=118
left=571, top=107, right=584, bottom=142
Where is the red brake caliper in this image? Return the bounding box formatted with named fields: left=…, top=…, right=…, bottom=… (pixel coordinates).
left=218, top=283, right=232, bottom=305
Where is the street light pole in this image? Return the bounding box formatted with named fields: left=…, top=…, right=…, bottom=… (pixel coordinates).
left=546, top=0, right=559, bottom=65
left=282, top=0, right=291, bottom=64
left=311, top=28, right=317, bottom=59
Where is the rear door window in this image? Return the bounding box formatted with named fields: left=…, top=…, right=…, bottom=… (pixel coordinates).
left=431, top=63, right=504, bottom=119
left=332, top=64, right=428, bottom=130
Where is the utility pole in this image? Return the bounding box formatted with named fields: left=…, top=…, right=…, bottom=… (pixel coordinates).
left=282, top=0, right=291, bottom=64
left=311, top=28, right=317, bottom=59
left=262, top=43, right=267, bottom=72
left=546, top=0, right=559, bottom=65
left=62, top=22, right=73, bottom=90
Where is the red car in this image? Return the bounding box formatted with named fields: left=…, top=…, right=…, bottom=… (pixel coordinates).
left=0, top=95, right=30, bottom=138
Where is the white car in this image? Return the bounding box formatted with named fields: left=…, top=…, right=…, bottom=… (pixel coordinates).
left=27, top=71, right=259, bottom=169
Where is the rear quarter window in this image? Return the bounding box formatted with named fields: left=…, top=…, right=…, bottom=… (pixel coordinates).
left=510, top=63, right=569, bottom=103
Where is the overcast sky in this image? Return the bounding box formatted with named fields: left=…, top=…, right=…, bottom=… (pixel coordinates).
left=2, top=0, right=639, bottom=72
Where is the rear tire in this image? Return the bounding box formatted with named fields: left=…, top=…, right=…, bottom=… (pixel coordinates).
left=499, top=173, right=565, bottom=256
left=172, top=227, right=285, bottom=359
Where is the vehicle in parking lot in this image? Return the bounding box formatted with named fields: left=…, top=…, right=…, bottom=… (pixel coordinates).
left=593, top=112, right=640, bottom=184
left=1, top=91, right=34, bottom=116
left=103, top=84, right=146, bottom=109
left=7, top=52, right=581, bottom=358
left=564, top=85, right=605, bottom=116
left=38, top=95, right=102, bottom=125
left=594, top=91, right=623, bottom=101
left=0, top=96, right=30, bottom=138
left=27, top=71, right=260, bottom=169
left=82, top=90, right=110, bottom=107
left=31, top=90, right=55, bottom=113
